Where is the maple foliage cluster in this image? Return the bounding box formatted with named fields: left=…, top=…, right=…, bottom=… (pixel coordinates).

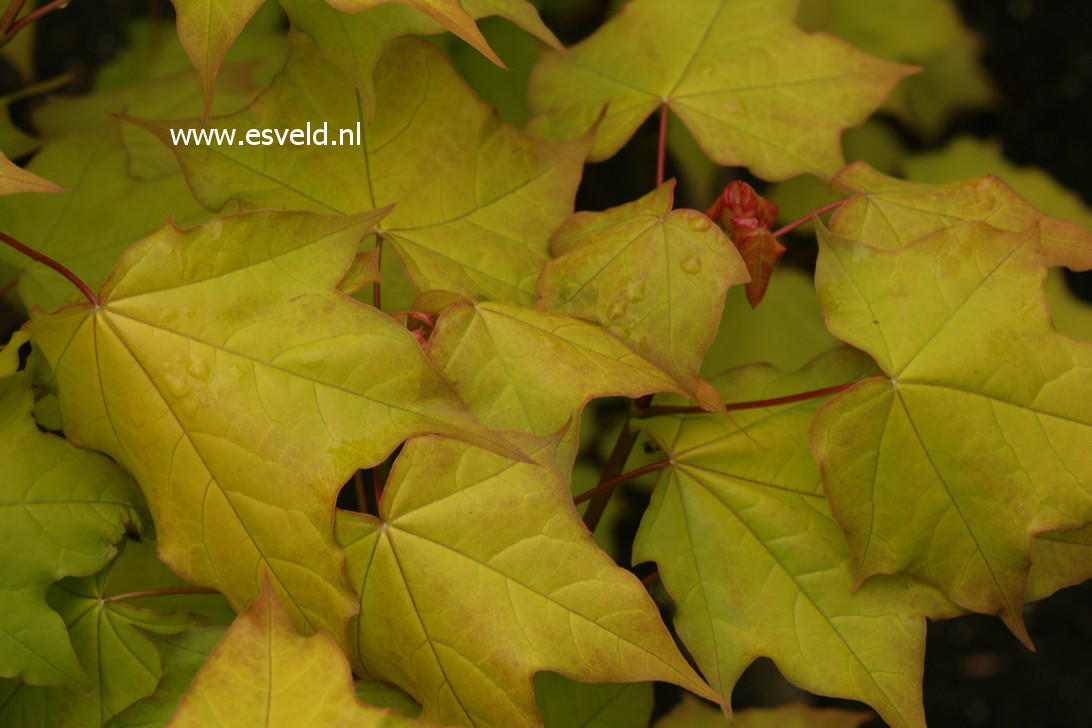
left=0, top=0, right=1090, bottom=727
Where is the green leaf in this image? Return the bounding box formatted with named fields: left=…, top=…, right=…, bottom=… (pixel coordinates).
left=534, top=673, right=653, bottom=728
left=656, top=696, right=871, bottom=728
left=170, top=0, right=267, bottom=117
left=0, top=152, right=63, bottom=195
left=168, top=579, right=428, bottom=727
left=28, top=208, right=520, bottom=654
left=812, top=220, right=1092, bottom=643
left=633, top=348, right=955, bottom=728
left=1028, top=524, right=1092, bottom=603
left=0, top=553, right=204, bottom=725
left=136, top=35, right=588, bottom=304
left=830, top=162, right=1092, bottom=271
left=283, top=0, right=560, bottom=115
left=337, top=435, right=719, bottom=727
left=1046, top=269, right=1092, bottom=342
left=527, top=0, right=913, bottom=180
left=0, top=366, right=144, bottom=690
left=427, top=300, right=685, bottom=468
left=797, top=0, right=994, bottom=136
left=538, top=182, right=749, bottom=408
left=106, top=627, right=227, bottom=728
left=0, top=124, right=209, bottom=310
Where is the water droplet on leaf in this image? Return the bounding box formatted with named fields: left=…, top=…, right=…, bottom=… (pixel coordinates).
left=681, top=255, right=702, bottom=274
left=607, top=299, right=627, bottom=320
left=687, top=215, right=711, bottom=232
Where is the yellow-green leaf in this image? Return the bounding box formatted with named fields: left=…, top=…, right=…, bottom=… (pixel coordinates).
left=657, top=696, right=870, bottom=728
left=168, top=579, right=428, bottom=727
left=0, top=365, right=144, bottom=691
left=427, top=300, right=685, bottom=469
left=137, top=35, right=588, bottom=304
left=538, top=182, right=749, bottom=408
left=633, top=348, right=955, bottom=728
left=830, top=162, right=1092, bottom=271
left=283, top=0, right=560, bottom=114
left=338, top=436, right=718, bottom=727
left=27, top=209, right=519, bottom=655
left=812, top=220, right=1092, bottom=643
left=0, top=152, right=63, bottom=195
left=527, top=0, right=913, bottom=180
left=534, top=673, right=653, bottom=728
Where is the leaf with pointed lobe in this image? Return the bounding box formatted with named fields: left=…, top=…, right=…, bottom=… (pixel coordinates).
left=427, top=300, right=686, bottom=470
left=534, top=673, right=653, bottom=728
left=168, top=579, right=431, bottom=727
left=136, top=35, right=588, bottom=304
left=0, top=152, right=64, bottom=195
left=27, top=208, right=521, bottom=658
left=538, top=181, right=749, bottom=410
left=0, top=124, right=209, bottom=311
left=0, top=362, right=145, bottom=691
left=527, top=0, right=914, bottom=180
left=830, top=162, right=1092, bottom=270
left=338, top=435, right=719, bottom=728
left=283, top=0, right=560, bottom=115
left=812, top=220, right=1092, bottom=643
left=656, top=696, right=870, bottom=728
left=633, top=347, right=955, bottom=728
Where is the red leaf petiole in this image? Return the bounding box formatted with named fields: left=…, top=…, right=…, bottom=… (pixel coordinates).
left=0, top=230, right=98, bottom=305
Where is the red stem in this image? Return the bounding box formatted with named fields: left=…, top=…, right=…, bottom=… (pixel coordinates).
left=0, top=231, right=98, bottom=305
left=0, top=0, right=27, bottom=35
left=574, top=461, right=668, bottom=506
left=772, top=196, right=856, bottom=239
left=107, top=586, right=218, bottom=602
left=352, top=470, right=367, bottom=513
left=0, top=276, right=17, bottom=299
left=655, top=105, right=668, bottom=187
left=641, top=381, right=858, bottom=416
left=640, top=570, right=659, bottom=586
left=7, top=0, right=70, bottom=37
left=372, top=235, right=383, bottom=310
left=372, top=467, right=382, bottom=510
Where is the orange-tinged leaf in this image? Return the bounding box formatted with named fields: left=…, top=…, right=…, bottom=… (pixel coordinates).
left=169, top=578, right=431, bottom=727
left=812, top=220, right=1092, bottom=643
left=528, top=0, right=914, bottom=180
left=27, top=209, right=521, bottom=656
left=538, top=182, right=749, bottom=409
left=338, top=435, right=719, bottom=727
left=831, top=161, right=1092, bottom=270
left=0, top=152, right=64, bottom=196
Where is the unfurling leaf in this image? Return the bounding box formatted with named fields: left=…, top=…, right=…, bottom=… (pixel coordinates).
left=0, top=360, right=144, bottom=690
left=137, top=35, right=588, bottom=304
left=812, top=220, right=1092, bottom=644
left=538, top=182, right=749, bottom=409
left=633, top=348, right=956, bottom=728
left=706, top=180, right=785, bottom=307
left=28, top=209, right=519, bottom=654
left=168, top=579, right=428, bottom=727
left=528, top=0, right=914, bottom=180
left=338, top=436, right=718, bottom=727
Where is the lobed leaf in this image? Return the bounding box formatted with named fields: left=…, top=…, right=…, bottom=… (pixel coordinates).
left=527, top=0, right=914, bottom=180
left=137, top=35, right=588, bottom=304
left=534, top=673, right=653, bottom=728
left=28, top=209, right=519, bottom=654
left=0, top=152, right=63, bottom=195
left=633, top=348, right=956, bottom=728
left=538, top=182, right=749, bottom=409
left=812, top=220, right=1092, bottom=642
left=338, top=435, right=718, bottom=727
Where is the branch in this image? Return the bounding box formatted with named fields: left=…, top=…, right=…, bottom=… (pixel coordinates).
left=639, top=381, right=859, bottom=417
left=574, top=460, right=668, bottom=506
left=6, top=0, right=71, bottom=39
left=0, top=0, right=27, bottom=36
left=0, top=231, right=98, bottom=305
left=655, top=105, right=668, bottom=187
left=771, top=196, right=856, bottom=239
left=108, top=586, right=219, bottom=602
left=581, top=420, right=638, bottom=531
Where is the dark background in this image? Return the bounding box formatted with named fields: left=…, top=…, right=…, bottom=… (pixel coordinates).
left=3, top=1, right=1091, bottom=726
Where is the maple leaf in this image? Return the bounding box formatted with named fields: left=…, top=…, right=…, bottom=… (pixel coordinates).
left=534, top=673, right=652, bottom=728
left=27, top=209, right=521, bottom=653
left=527, top=0, right=914, bottom=180
left=0, top=357, right=145, bottom=691
left=427, top=300, right=686, bottom=469
left=706, top=180, right=785, bottom=307
left=0, top=124, right=209, bottom=310
left=537, top=181, right=748, bottom=410
left=136, top=35, right=588, bottom=305
left=283, top=0, right=561, bottom=115
left=0, top=152, right=64, bottom=195
left=811, top=220, right=1092, bottom=644
left=633, top=347, right=956, bottom=728
left=337, top=435, right=719, bottom=727
left=830, top=162, right=1092, bottom=271
left=657, top=696, right=871, bottom=728
left=0, top=553, right=207, bottom=727
left=168, top=578, right=429, bottom=727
